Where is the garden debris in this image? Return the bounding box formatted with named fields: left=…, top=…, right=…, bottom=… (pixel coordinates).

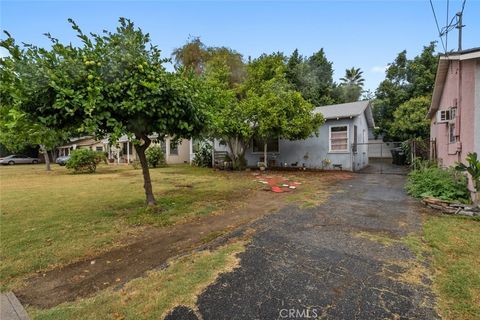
left=422, top=197, right=479, bottom=217
left=254, top=174, right=302, bottom=193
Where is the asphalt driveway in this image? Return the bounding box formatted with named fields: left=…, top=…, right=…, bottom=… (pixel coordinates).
left=167, top=172, right=438, bottom=320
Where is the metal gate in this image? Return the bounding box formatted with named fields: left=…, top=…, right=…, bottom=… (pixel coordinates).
left=353, top=141, right=409, bottom=175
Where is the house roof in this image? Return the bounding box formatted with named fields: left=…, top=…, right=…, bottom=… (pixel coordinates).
left=314, top=100, right=375, bottom=128
left=58, top=137, right=101, bottom=148
left=427, top=47, right=480, bottom=119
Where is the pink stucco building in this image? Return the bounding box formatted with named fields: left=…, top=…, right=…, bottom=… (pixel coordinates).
left=427, top=48, right=480, bottom=167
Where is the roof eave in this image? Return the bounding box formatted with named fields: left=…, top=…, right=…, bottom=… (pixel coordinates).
left=427, top=58, right=449, bottom=119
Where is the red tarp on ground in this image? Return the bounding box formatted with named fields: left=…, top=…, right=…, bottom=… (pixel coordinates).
left=253, top=173, right=302, bottom=193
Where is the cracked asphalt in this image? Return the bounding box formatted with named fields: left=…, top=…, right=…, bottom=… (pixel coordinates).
left=166, top=170, right=439, bottom=320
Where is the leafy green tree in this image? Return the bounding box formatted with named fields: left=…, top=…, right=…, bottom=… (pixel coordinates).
left=172, top=37, right=209, bottom=75
left=340, top=67, right=365, bottom=86
left=333, top=84, right=363, bottom=103
left=335, top=67, right=365, bottom=103
left=1, top=19, right=207, bottom=206
left=0, top=35, right=69, bottom=171
left=205, top=47, right=246, bottom=86
left=374, top=42, right=437, bottom=140
left=0, top=108, right=67, bottom=171
left=389, top=96, right=431, bottom=140
left=286, top=48, right=336, bottom=106
left=242, top=54, right=324, bottom=167
left=203, top=52, right=324, bottom=169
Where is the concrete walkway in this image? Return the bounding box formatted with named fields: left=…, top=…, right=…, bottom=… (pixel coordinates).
left=166, top=172, right=438, bottom=319
left=1, top=292, right=30, bottom=320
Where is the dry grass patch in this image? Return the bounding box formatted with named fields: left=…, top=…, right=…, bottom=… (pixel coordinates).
left=353, top=231, right=398, bottom=247
left=28, top=241, right=246, bottom=320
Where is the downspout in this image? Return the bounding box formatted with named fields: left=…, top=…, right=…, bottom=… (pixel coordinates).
left=457, top=59, right=462, bottom=162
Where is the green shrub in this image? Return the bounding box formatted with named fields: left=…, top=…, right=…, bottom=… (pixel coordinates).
left=66, top=149, right=103, bottom=173
left=146, top=145, right=166, bottom=168
left=406, top=165, right=470, bottom=203
left=193, top=142, right=212, bottom=167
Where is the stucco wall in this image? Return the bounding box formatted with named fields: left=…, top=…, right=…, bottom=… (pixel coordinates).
left=431, top=59, right=477, bottom=167
left=165, top=138, right=190, bottom=164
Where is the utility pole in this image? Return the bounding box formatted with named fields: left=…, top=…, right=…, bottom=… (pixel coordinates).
left=456, top=11, right=464, bottom=51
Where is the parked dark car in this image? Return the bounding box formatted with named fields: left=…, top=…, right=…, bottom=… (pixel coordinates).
left=0, top=155, right=40, bottom=165
left=56, top=155, right=71, bottom=166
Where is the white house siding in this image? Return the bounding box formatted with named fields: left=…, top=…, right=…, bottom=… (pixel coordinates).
left=352, top=112, right=369, bottom=171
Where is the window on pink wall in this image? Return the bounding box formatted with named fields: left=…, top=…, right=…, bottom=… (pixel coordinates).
left=448, top=123, right=456, bottom=144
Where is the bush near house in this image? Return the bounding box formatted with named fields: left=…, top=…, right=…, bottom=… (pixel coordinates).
left=66, top=149, right=105, bottom=173
left=193, top=143, right=212, bottom=167
left=406, top=163, right=470, bottom=203
left=146, top=145, right=166, bottom=168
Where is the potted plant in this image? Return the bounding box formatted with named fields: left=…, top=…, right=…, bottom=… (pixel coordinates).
left=258, top=161, right=266, bottom=171
left=322, top=158, right=332, bottom=170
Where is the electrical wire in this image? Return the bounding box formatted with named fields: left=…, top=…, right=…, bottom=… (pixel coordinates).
left=446, top=0, right=449, bottom=52
left=429, top=0, right=447, bottom=53
left=430, top=0, right=467, bottom=54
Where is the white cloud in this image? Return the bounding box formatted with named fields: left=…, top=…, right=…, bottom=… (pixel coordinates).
left=370, top=65, right=388, bottom=73
left=0, top=47, right=10, bottom=59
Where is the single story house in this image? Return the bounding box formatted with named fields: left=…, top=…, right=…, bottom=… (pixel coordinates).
left=427, top=47, right=480, bottom=167
left=214, top=100, right=375, bottom=171
left=57, top=135, right=193, bottom=165
left=56, top=136, right=105, bottom=157
left=104, top=135, right=192, bottom=164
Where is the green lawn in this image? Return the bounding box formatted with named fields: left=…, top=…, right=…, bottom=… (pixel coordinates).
left=0, top=164, right=256, bottom=291
left=423, top=215, right=480, bottom=320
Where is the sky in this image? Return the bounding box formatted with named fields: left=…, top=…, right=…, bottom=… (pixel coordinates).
left=1, top=0, right=479, bottom=92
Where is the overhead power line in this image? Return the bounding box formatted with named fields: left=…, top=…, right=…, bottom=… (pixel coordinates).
left=429, top=0, right=467, bottom=53
left=429, top=0, right=447, bottom=53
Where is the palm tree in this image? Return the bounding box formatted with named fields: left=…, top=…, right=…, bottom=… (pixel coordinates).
left=340, top=67, right=365, bottom=87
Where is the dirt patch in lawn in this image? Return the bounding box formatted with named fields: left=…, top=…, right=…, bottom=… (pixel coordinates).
left=14, top=188, right=294, bottom=309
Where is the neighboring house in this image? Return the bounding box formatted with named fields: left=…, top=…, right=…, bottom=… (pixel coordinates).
left=56, top=137, right=105, bottom=157
left=57, top=135, right=193, bottom=165
left=104, top=135, right=191, bottom=164
left=427, top=47, right=480, bottom=167
left=214, top=100, right=375, bottom=171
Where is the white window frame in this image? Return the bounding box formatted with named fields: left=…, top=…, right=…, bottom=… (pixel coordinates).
left=329, top=124, right=349, bottom=153
left=251, top=137, right=280, bottom=154
left=437, top=107, right=457, bottom=123
left=448, top=123, right=456, bottom=144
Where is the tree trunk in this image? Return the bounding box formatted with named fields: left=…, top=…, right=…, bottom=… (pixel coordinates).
left=263, top=142, right=268, bottom=168
left=40, top=145, right=51, bottom=171
left=211, top=139, right=215, bottom=168
left=227, top=137, right=247, bottom=170
left=50, top=148, right=57, bottom=162
left=134, top=134, right=156, bottom=206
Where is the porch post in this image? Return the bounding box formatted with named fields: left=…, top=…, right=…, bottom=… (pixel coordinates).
left=189, top=139, right=193, bottom=165
left=127, top=141, right=130, bottom=164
